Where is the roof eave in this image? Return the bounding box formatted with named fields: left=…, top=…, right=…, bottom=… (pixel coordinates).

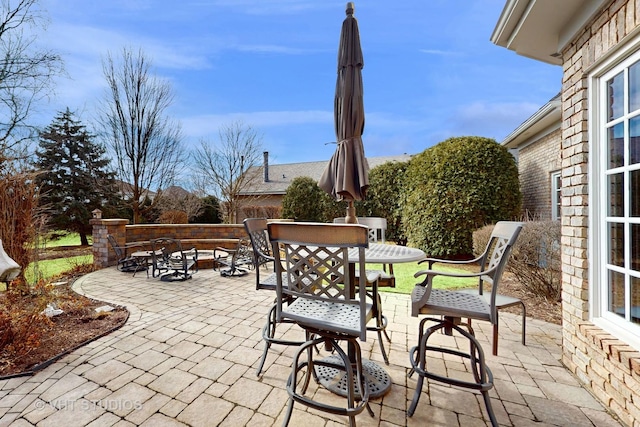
left=491, top=0, right=607, bottom=66
left=502, top=96, right=561, bottom=149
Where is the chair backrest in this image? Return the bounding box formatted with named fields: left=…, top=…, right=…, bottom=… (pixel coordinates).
left=244, top=218, right=272, bottom=267
left=150, top=237, right=186, bottom=268
left=268, top=222, right=370, bottom=340
left=244, top=218, right=274, bottom=290
left=477, top=221, right=523, bottom=308
left=333, top=216, right=386, bottom=243
left=107, top=235, right=124, bottom=259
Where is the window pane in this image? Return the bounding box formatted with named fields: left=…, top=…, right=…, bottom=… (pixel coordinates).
left=608, top=173, right=624, bottom=216
left=609, top=222, right=625, bottom=267
left=608, top=71, right=624, bottom=120
left=633, top=170, right=640, bottom=217
left=632, top=276, right=640, bottom=324
left=609, top=270, right=626, bottom=318
left=608, top=123, right=625, bottom=168
left=633, top=225, right=640, bottom=271
left=632, top=116, right=640, bottom=164
left=554, top=173, right=561, bottom=219
left=631, top=61, right=640, bottom=113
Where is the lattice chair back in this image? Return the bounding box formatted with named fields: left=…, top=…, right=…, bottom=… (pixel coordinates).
left=475, top=221, right=523, bottom=317
left=268, top=222, right=371, bottom=341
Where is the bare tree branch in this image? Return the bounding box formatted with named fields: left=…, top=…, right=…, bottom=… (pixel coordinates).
left=99, top=47, right=184, bottom=224
left=0, top=0, right=63, bottom=159
left=192, top=121, right=263, bottom=223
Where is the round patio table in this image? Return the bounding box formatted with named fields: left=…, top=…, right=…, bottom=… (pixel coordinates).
left=315, top=243, right=426, bottom=398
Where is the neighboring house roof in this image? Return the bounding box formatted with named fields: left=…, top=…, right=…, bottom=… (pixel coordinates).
left=161, top=185, right=190, bottom=199
left=239, top=154, right=413, bottom=196
left=115, top=179, right=157, bottom=201
left=491, top=0, right=607, bottom=65
left=501, top=93, right=561, bottom=149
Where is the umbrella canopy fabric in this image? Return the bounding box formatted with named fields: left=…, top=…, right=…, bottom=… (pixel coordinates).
left=319, top=2, right=369, bottom=202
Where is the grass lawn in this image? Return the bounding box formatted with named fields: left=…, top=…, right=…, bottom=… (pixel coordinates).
left=368, top=261, right=477, bottom=294
left=41, top=231, right=92, bottom=247
left=25, top=255, right=93, bottom=283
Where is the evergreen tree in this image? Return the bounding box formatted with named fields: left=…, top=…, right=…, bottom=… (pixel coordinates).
left=35, top=108, right=119, bottom=245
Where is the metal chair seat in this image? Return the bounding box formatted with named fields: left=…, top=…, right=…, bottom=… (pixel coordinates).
left=285, top=299, right=373, bottom=337
left=412, top=287, right=491, bottom=320
left=457, top=289, right=527, bottom=348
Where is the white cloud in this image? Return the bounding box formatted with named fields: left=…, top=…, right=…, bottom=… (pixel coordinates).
left=419, top=49, right=462, bottom=56
left=450, top=101, right=541, bottom=140
left=181, top=110, right=333, bottom=137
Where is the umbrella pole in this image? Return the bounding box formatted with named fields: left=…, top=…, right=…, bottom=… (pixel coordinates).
left=345, top=200, right=357, bottom=224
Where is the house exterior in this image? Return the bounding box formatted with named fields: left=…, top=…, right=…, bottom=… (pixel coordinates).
left=235, top=152, right=412, bottom=222
left=493, top=1, right=640, bottom=424
left=502, top=94, right=562, bottom=220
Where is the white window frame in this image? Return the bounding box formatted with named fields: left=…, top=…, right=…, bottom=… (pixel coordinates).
left=589, top=39, right=640, bottom=349
left=550, top=171, right=561, bottom=221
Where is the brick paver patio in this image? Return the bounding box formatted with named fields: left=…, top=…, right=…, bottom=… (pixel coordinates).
left=0, top=266, right=623, bottom=426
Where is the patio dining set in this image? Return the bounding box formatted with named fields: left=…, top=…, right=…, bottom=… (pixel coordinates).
left=107, top=235, right=254, bottom=282
left=108, top=217, right=524, bottom=426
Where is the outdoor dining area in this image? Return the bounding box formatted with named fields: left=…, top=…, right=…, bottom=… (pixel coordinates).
left=0, top=247, right=618, bottom=426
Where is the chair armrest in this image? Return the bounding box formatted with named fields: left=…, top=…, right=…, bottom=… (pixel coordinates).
left=418, top=254, right=483, bottom=269
left=414, top=262, right=501, bottom=288
left=184, top=248, right=198, bottom=260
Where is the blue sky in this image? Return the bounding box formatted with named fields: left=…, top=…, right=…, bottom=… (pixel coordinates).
left=41, top=0, right=562, bottom=166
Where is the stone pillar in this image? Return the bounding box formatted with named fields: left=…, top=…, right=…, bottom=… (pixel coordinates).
left=90, top=217, right=129, bottom=268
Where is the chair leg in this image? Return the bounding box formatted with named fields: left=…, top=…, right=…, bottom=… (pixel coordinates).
left=256, top=303, right=307, bottom=377
left=408, top=317, right=497, bottom=426
left=493, top=321, right=498, bottom=356
left=285, top=334, right=371, bottom=425
left=367, top=291, right=390, bottom=364
left=519, top=301, right=527, bottom=346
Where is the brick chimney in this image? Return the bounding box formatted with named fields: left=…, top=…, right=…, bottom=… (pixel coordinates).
left=263, top=151, right=269, bottom=182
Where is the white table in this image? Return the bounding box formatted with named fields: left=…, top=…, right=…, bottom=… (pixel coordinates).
left=351, top=243, right=425, bottom=264
left=316, top=243, right=426, bottom=399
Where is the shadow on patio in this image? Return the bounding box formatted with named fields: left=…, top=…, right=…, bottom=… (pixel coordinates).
left=0, top=267, right=622, bottom=426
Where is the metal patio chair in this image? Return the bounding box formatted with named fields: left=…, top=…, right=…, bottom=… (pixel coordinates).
left=334, top=216, right=392, bottom=363
left=407, top=221, right=523, bottom=426
left=213, top=238, right=253, bottom=277
left=107, top=234, right=146, bottom=273
left=268, top=222, right=377, bottom=427
left=150, top=238, right=198, bottom=282
left=333, top=216, right=395, bottom=287
left=243, top=218, right=305, bottom=376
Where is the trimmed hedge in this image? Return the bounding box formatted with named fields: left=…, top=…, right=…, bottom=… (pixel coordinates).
left=403, top=136, right=521, bottom=257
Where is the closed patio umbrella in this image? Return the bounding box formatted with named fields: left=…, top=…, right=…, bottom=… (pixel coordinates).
left=318, top=1, right=368, bottom=224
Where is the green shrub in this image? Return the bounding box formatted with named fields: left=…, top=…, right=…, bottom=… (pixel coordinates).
left=403, top=136, right=521, bottom=257
left=473, top=220, right=561, bottom=301
left=282, top=176, right=327, bottom=221
left=363, top=160, right=409, bottom=244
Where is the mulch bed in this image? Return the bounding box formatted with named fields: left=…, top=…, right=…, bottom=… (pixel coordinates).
left=0, top=275, right=129, bottom=379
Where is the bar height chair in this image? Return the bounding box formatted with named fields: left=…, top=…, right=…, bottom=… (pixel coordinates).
left=268, top=222, right=377, bottom=427
left=407, top=221, right=523, bottom=426
left=243, top=218, right=306, bottom=376
left=333, top=216, right=392, bottom=363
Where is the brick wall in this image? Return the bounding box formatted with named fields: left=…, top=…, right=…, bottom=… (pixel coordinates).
left=92, top=220, right=246, bottom=268
left=518, top=128, right=562, bottom=219
left=561, top=1, right=640, bottom=425
left=125, top=223, right=246, bottom=244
